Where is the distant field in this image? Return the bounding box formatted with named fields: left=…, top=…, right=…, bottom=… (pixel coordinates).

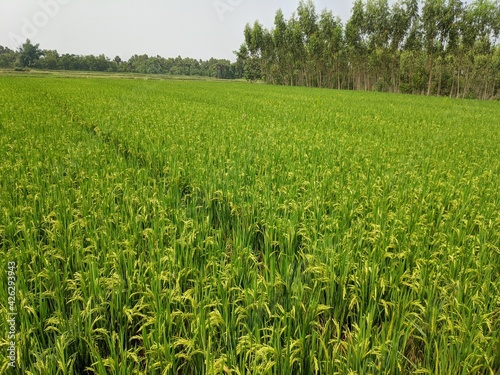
left=0, top=68, right=245, bottom=82
left=0, top=76, right=499, bottom=374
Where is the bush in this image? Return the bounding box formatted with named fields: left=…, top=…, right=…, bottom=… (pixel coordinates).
left=399, top=82, right=412, bottom=94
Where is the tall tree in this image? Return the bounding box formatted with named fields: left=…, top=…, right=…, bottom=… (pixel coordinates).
left=345, top=0, right=367, bottom=89
left=273, top=9, right=289, bottom=85
left=389, top=0, right=414, bottom=91
left=365, top=0, right=390, bottom=90
left=422, top=0, right=445, bottom=95
left=298, top=0, right=320, bottom=87
left=18, top=39, right=44, bottom=68
left=319, top=10, right=344, bottom=89
left=237, top=0, right=499, bottom=99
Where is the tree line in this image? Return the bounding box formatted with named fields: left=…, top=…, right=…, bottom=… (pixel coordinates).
left=236, top=0, right=500, bottom=99
left=0, top=40, right=243, bottom=79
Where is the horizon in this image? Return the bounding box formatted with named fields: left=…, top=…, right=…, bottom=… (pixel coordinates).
left=0, top=0, right=356, bottom=63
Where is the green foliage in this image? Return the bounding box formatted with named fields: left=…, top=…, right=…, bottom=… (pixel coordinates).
left=18, top=39, right=44, bottom=68
left=0, top=76, right=499, bottom=374
left=241, top=0, right=500, bottom=99
left=0, top=41, right=242, bottom=79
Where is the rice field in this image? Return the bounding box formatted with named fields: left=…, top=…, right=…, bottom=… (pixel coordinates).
left=0, top=75, right=499, bottom=374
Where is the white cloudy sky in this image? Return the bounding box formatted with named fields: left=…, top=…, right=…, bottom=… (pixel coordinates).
left=0, top=0, right=357, bottom=61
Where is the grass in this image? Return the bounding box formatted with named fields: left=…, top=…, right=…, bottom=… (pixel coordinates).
left=0, top=75, right=499, bottom=374
left=0, top=68, right=246, bottom=82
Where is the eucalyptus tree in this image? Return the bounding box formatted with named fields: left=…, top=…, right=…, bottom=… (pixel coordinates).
left=434, top=0, right=463, bottom=96
left=422, top=0, right=445, bottom=95
left=286, top=14, right=307, bottom=86
left=458, top=0, right=492, bottom=97
left=468, top=0, right=500, bottom=98
left=319, top=10, right=344, bottom=89
left=400, top=0, right=424, bottom=93
left=389, top=0, right=414, bottom=91
left=241, top=22, right=267, bottom=81
left=345, top=0, right=367, bottom=89
left=297, top=0, right=320, bottom=87
left=364, top=0, right=391, bottom=90
left=236, top=0, right=499, bottom=98
left=273, top=9, right=290, bottom=85
left=236, top=43, right=261, bottom=81
left=260, top=28, right=275, bottom=83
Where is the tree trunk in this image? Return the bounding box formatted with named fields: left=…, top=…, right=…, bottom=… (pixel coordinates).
left=409, top=54, right=414, bottom=94
left=318, top=65, right=322, bottom=88
left=483, top=72, right=489, bottom=100
left=427, top=49, right=434, bottom=96
left=391, top=55, right=396, bottom=92
left=462, top=68, right=469, bottom=99
left=337, top=60, right=340, bottom=90
left=437, top=59, right=443, bottom=96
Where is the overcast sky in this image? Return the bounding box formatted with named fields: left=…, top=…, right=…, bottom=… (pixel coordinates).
left=0, top=0, right=357, bottom=61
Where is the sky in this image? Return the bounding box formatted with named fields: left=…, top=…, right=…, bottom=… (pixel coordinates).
left=0, top=0, right=356, bottom=62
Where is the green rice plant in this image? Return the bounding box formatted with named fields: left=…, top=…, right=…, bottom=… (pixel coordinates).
left=0, top=75, right=499, bottom=374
